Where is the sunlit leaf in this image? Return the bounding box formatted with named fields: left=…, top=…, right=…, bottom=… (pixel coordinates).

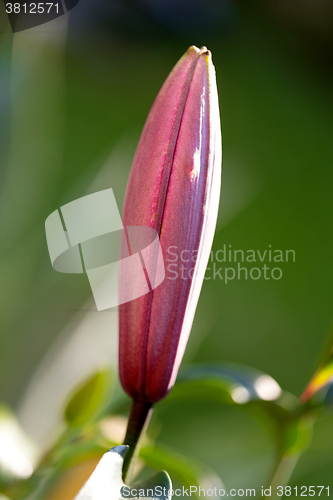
left=301, top=355, right=333, bottom=405
left=74, top=445, right=172, bottom=500
left=0, top=404, right=37, bottom=483
left=300, top=326, right=333, bottom=405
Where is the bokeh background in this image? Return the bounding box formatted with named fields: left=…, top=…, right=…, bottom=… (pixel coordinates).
left=0, top=0, right=333, bottom=497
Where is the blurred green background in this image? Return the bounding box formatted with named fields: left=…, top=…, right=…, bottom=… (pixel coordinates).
left=0, top=0, right=333, bottom=497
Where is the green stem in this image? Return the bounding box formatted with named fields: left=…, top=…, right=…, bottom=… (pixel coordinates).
left=264, top=453, right=300, bottom=499
left=123, top=399, right=153, bottom=485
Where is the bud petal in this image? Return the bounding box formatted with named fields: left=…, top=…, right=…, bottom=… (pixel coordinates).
left=119, top=46, right=222, bottom=403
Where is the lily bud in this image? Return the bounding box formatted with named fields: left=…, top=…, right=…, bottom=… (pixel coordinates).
left=119, top=46, right=222, bottom=404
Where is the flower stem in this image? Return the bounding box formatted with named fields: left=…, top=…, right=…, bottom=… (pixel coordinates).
left=123, top=399, right=153, bottom=484
left=264, top=453, right=300, bottom=499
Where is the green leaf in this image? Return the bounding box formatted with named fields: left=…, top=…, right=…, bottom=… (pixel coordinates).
left=140, top=443, right=224, bottom=499
left=246, top=394, right=313, bottom=458
left=169, top=364, right=313, bottom=459
left=129, top=472, right=172, bottom=500
left=74, top=445, right=172, bottom=500
left=64, top=370, right=114, bottom=427
left=172, top=364, right=282, bottom=405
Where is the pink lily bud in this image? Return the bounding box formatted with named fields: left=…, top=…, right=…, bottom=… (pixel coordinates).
left=119, top=46, right=222, bottom=404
